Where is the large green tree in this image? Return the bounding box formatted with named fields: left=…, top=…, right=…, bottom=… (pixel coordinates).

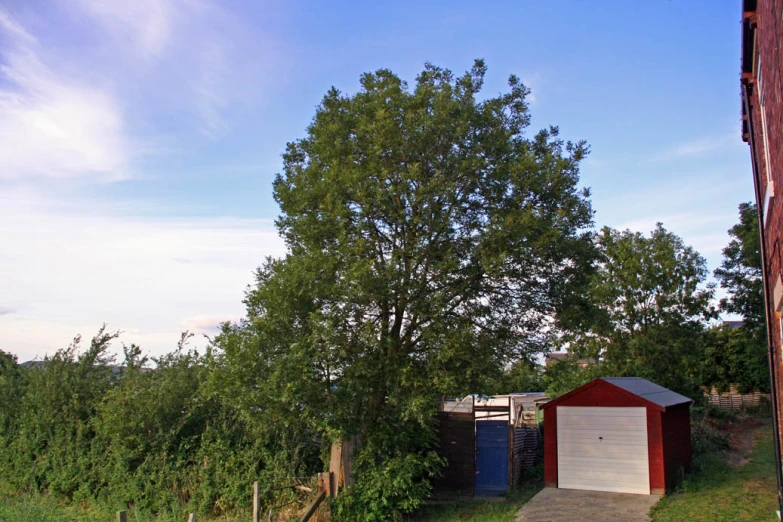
left=703, top=202, right=769, bottom=393
left=217, top=60, right=595, bottom=519
left=556, top=224, right=714, bottom=396
left=0, top=350, right=23, bottom=444
left=714, top=202, right=764, bottom=327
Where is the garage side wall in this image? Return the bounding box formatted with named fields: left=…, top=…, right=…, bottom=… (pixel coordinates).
left=661, top=403, right=692, bottom=490
left=542, top=380, right=665, bottom=492
left=646, top=409, right=665, bottom=494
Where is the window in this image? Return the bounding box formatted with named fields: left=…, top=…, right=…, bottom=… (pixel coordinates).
left=779, top=313, right=783, bottom=357
left=759, top=61, right=775, bottom=222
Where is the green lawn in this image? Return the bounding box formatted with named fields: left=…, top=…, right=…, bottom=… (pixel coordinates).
left=0, top=493, right=199, bottom=522
left=409, top=482, right=542, bottom=522
left=0, top=494, right=105, bottom=522
left=650, top=424, right=778, bottom=522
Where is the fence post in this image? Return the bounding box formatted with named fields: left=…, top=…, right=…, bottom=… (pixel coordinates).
left=329, top=442, right=342, bottom=497
left=116, top=511, right=128, bottom=522
left=187, top=514, right=196, bottom=522
left=253, top=480, right=261, bottom=522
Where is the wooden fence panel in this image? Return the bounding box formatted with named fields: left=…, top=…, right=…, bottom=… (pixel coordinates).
left=703, top=385, right=770, bottom=411
left=432, top=412, right=475, bottom=496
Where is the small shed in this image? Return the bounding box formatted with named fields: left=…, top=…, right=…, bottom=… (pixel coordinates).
left=542, top=377, right=692, bottom=495
left=434, top=393, right=545, bottom=497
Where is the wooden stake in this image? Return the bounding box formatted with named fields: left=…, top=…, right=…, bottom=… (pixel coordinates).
left=329, top=442, right=342, bottom=497
left=187, top=514, right=196, bottom=522
left=253, top=481, right=261, bottom=522
left=116, top=511, right=128, bottom=522
left=298, top=490, right=326, bottom=522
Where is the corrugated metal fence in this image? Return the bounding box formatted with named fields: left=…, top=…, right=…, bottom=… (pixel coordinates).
left=511, top=427, right=539, bottom=487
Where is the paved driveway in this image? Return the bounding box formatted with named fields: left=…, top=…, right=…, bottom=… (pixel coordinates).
left=515, top=488, right=661, bottom=522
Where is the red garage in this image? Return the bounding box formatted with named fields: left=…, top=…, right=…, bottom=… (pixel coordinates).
left=542, top=377, right=692, bottom=495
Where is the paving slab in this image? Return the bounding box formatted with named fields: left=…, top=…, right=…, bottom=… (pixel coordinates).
left=515, top=488, right=661, bottom=522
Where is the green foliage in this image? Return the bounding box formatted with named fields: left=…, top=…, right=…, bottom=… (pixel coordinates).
left=92, top=335, right=218, bottom=512
left=333, top=451, right=443, bottom=522
left=2, top=327, right=118, bottom=497
left=702, top=202, right=770, bottom=394
left=542, top=358, right=599, bottom=399
left=714, top=202, right=764, bottom=328
left=702, top=324, right=769, bottom=393
left=0, top=329, right=322, bottom=520
left=215, top=59, right=594, bottom=519
left=689, top=417, right=730, bottom=457
left=557, top=224, right=714, bottom=397
left=486, top=358, right=546, bottom=395
left=0, top=350, right=23, bottom=450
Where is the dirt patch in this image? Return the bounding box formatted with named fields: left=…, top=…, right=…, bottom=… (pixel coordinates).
left=719, top=418, right=765, bottom=468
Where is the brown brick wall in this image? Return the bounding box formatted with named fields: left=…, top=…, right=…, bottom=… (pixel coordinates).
left=748, top=0, right=783, bottom=460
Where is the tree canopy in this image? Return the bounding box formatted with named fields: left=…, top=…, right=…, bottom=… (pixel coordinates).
left=703, top=202, right=768, bottom=393
left=714, top=202, right=764, bottom=328
left=217, top=60, right=595, bottom=518
left=555, top=224, right=714, bottom=396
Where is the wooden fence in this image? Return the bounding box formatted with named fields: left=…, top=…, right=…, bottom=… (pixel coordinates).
left=702, top=385, right=771, bottom=411
left=432, top=411, right=475, bottom=496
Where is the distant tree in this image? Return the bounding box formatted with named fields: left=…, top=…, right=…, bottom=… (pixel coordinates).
left=217, top=60, right=595, bottom=519
left=703, top=202, right=769, bottom=393
left=0, top=350, right=23, bottom=439
left=486, top=358, right=546, bottom=395
left=714, top=202, right=764, bottom=327
left=702, top=324, right=769, bottom=393
left=557, top=224, right=714, bottom=397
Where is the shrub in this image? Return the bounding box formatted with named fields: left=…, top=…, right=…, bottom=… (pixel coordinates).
left=332, top=450, right=443, bottom=522
left=690, top=417, right=729, bottom=457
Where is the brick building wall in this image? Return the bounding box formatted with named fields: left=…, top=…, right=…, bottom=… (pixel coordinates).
left=742, top=0, right=783, bottom=507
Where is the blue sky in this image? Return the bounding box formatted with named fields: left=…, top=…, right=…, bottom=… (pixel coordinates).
left=0, top=1, right=753, bottom=360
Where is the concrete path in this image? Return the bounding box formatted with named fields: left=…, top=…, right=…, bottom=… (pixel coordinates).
left=515, top=488, right=661, bottom=522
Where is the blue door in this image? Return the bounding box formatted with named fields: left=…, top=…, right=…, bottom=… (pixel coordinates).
left=475, top=420, right=509, bottom=496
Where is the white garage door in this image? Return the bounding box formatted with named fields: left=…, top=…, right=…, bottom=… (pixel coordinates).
left=557, top=406, right=650, bottom=494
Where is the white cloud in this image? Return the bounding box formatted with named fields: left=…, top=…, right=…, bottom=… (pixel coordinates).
left=0, top=188, right=285, bottom=361
left=520, top=72, right=542, bottom=105
left=0, top=9, right=131, bottom=181
left=0, top=9, right=35, bottom=44
left=74, top=0, right=285, bottom=138
left=181, top=314, right=238, bottom=334
left=654, top=132, right=742, bottom=161
left=75, top=0, right=173, bottom=58
left=0, top=3, right=291, bottom=361
left=0, top=1, right=289, bottom=184
left=616, top=212, right=725, bottom=236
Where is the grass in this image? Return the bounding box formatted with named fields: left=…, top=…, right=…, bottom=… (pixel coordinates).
left=408, top=481, right=542, bottom=522
left=0, top=493, right=107, bottom=522
left=650, top=423, right=778, bottom=522
left=0, top=491, right=211, bottom=522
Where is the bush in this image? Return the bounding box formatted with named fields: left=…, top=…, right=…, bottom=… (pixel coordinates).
left=0, top=329, right=324, bottom=519
left=332, top=450, right=443, bottom=522
left=690, top=417, right=729, bottom=457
